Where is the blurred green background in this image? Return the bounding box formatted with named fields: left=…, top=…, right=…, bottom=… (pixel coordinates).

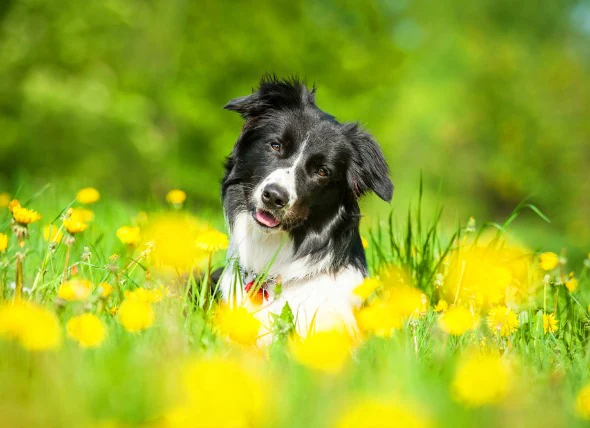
left=0, top=0, right=589, bottom=257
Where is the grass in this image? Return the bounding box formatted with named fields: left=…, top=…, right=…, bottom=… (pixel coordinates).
left=0, top=183, right=589, bottom=428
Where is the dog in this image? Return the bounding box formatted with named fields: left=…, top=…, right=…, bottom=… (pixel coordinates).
left=218, top=75, right=393, bottom=342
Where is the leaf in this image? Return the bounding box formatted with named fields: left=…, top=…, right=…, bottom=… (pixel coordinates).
left=271, top=302, right=295, bottom=339
left=523, top=203, right=551, bottom=223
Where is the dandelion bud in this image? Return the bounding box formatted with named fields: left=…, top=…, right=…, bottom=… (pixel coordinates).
left=81, top=247, right=92, bottom=262
left=11, top=222, right=29, bottom=247
left=434, top=273, right=444, bottom=288
left=106, top=254, right=119, bottom=274
left=166, top=189, right=187, bottom=206
left=0, top=233, right=8, bottom=253
left=466, top=216, right=476, bottom=233
left=140, top=241, right=156, bottom=258
left=0, top=192, right=10, bottom=207
left=76, top=187, right=100, bottom=205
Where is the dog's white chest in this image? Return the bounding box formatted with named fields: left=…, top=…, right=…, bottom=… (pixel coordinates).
left=219, top=213, right=364, bottom=339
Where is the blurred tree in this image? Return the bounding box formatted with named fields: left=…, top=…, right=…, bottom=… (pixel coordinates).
left=0, top=0, right=588, bottom=252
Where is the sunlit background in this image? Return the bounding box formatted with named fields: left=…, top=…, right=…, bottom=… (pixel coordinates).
left=1, top=0, right=589, bottom=258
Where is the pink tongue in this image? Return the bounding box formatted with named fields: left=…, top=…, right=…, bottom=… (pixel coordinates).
left=255, top=210, right=280, bottom=227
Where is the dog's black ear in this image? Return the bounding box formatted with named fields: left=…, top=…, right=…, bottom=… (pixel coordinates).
left=224, top=75, right=315, bottom=120
left=345, top=124, right=393, bottom=202
left=224, top=93, right=263, bottom=120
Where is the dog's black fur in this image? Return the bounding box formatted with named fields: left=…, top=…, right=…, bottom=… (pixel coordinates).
left=222, top=75, right=393, bottom=276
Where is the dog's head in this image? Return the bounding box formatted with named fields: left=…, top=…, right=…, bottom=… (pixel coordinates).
left=223, top=75, right=393, bottom=232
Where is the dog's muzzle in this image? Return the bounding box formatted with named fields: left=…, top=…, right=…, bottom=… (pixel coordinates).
left=261, top=183, right=289, bottom=210
left=252, top=171, right=297, bottom=229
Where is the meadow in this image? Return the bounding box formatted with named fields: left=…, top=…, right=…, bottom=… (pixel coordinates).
left=0, top=184, right=589, bottom=428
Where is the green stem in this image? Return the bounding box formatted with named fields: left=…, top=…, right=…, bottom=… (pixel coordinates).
left=0, top=267, right=5, bottom=300
left=32, top=247, right=54, bottom=294
left=199, top=253, right=213, bottom=310
left=62, top=245, right=71, bottom=283
left=15, top=254, right=24, bottom=300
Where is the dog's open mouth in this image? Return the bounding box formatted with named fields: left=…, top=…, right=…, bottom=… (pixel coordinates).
left=253, top=209, right=281, bottom=228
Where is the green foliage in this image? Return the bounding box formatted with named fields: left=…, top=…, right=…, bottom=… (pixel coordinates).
left=0, top=185, right=589, bottom=426
left=0, top=0, right=588, bottom=256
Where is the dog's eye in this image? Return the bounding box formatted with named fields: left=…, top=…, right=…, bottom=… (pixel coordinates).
left=270, top=142, right=281, bottom=152
left=317, top=167, right=330, bottom=178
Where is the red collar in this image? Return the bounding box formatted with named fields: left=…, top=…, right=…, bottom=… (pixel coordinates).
left=244, top=280, right=270, bottom=305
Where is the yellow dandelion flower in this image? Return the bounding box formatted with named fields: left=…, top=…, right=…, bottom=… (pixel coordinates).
left=452, top=352, right=513, bottom=407
left=357, top=300, right=404, bottom=337
left=361, top=236, right=369, bottom=249
left=166, top=358, right=270, bottom=428
left=0, top=233, right=8, bottom=252
left=387, top=284, right=428, bottom=318
left=438, top=306, right=480, bottom=336
left=539, top=252, right=559, bottom=271
left=543, top=313, right=558, bottom=334
left=434, top=300, right=449, bottom=312
left=0, top=192, right=10, bottom=207
left=43, top=225, right=63, bottom=243
left=8, top=199, right=20, bottom=213
left=356, top=282, right=427, bottom=337
left=378, top=267, right=429, bottom=315
left=576, top=384, right=590, bottom=420
left=214, top=305, right=261, bottom=346
left=442, top=245, right=535, bottom=309
left=63, top=218, right=88, bottom=235
left=166, top=189, right=187, bottom=205
left=116, top=226, right=141, bottom=246
left=487, top=306, right=519, bottom=336
left=98, top=282, right=113, bottom=298
left=565, top=275, right=579, bottom=293
left=124, top=287, right=163, bottom=303
left=336, top=398, right=430, bottom=428
left=58, top=278, right=93, bottom=301
left=69, top=207, right=95, bottom=223
left=0, top=300, right=62, bottom=351
left=289, top=330, right=352, bottom=374
left=76, top=187, right=100, bottom=204
left=143, top=213, right=209, bottom=271
left=195, top=228, right=229, bottom=253
left=118, top=299, right=154, bottom=332
left=67, top=313, right=107, bottom=348
left=353, top=277, right=381, bottom=300
left=11, top=203, right=41, bottom=225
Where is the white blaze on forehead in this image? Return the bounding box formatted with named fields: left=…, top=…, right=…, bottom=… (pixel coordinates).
left=254, top=132, right=311, bottom=207
left=290, top=131, right=311, bottom=173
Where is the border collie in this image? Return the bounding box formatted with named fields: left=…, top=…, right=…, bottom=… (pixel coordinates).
left=218, top=76, right=393, bottom=341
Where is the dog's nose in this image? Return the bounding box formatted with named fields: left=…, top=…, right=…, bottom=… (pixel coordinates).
left=262, top=184, right=289, bottom=209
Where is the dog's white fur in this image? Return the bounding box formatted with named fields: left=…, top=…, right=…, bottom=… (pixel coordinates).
left=218, top=212, right=364, bottom=342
